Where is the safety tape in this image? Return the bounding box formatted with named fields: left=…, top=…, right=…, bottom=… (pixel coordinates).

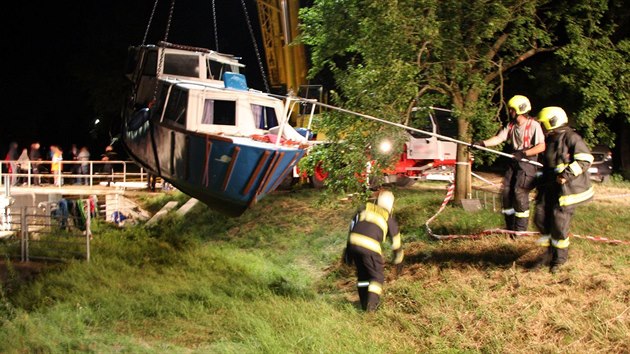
left=424, top=182, right=630, bottom=245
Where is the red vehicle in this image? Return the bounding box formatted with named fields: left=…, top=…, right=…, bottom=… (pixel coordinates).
left=305, top=107, right=459, bottom=188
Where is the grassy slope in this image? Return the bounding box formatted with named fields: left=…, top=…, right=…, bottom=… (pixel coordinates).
left=0, top=183, right=628, bottom=353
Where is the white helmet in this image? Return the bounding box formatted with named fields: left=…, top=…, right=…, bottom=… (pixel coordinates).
left=377, top=191, right=395, bottom=213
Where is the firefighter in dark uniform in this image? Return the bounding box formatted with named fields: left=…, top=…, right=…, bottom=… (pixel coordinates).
left=473, top=95, right=546, bottom=232
left=344, top=190, right=403, bottom=312
left=534, top=106, right=594, bottom=274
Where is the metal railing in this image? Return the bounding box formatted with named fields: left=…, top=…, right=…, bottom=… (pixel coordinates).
left=0, top=204, right=92, bottom=262
left=0, top=160, right=148, bottom=188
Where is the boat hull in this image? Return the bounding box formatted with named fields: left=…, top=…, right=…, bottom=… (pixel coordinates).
left=122, top=119, right=304, bottom=216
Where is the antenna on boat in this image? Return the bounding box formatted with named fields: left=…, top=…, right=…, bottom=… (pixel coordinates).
left=240, top=0, right=271, bottom=93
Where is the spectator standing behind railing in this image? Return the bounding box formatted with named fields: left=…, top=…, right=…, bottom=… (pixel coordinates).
left=4, top=141, right=19, bottom=186
left=28, top=142, right=42, bottom=185
left=70, top=144, right=81, bottom=185
left=78, top=146, right=90, bottom=185
left=101, top=145, right=117, bottom=186
left=51, top=145, right=63, bottom=186
left=17, top=148, right=30, bottom=185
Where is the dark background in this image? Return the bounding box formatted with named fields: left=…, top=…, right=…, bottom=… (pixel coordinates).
left=1, top=0, right=265, bottom=160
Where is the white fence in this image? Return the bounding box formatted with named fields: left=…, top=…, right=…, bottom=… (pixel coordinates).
left=1, top=204, right=93, bottom=262
left=0, top=160, right=149, bottom=188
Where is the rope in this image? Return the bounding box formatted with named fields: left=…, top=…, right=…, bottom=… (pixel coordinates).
left=240, top=0, right=271, bottom=93
left=425, top=181, right=630, bottom=245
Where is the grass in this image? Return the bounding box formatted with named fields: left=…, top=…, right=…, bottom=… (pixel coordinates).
left=0, top=181, right=629, bottom=353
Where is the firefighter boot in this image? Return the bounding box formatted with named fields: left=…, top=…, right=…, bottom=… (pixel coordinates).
left=366, top=292, right=380, bottom=312
left=531, top=246, right=553, bottom=269
left=504, top=214, right=515, bottom=231
left=514, top=215, right=529, bottom=232
left=550, top=247, right=569, bottom=274
left=358, top=286, right=369, bottom=311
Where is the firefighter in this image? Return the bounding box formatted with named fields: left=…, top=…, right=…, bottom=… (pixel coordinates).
left=472, top=95, right=546, bottom=232
left=344, top=190, right=403, bottom=312
left=533, top=106, right=594, bottom=274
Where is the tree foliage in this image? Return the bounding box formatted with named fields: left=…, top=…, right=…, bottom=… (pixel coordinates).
left=299, top=0, right=630, bottom=200
left=553, top=0, right=630, bottom=146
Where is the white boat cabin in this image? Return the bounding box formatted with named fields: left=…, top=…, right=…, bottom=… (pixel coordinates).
left=126, top=43, right=307, bottom=144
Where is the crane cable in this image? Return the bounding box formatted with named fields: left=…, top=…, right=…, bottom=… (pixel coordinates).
left=211, top=0, right=219, bottom=51
left=142, top=0, right=160, bottom=45
left=240, top=0, right=271, bottom=93
left=152, top=0, right=176, bottom=103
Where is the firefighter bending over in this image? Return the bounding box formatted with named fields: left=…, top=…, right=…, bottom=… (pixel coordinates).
left=344, top=190, right=404, bottom=312
left=472, top=95, right=546, bottom=232
left=534, top=106, right=594, bottom=274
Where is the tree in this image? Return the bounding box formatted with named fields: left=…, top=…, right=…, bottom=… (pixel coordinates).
left=299, top=0, right=629, bottom=202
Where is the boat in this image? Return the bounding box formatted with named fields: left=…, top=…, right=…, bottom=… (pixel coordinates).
left=121, top=42, right=310, bottom=216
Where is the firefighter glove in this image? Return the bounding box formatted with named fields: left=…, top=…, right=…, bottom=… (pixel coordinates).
left=471, top=140, right=485, bottom=148
left=558, top=171, right=575, bottom=185
left=512, top=150, right=526, bottom=161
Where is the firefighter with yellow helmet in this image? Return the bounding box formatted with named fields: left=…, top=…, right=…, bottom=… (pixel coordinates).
left=343, top=190, right=403, bottom=312
left=472, top=95, right=546, bottom=232
left=534, top=106, right=594, bottom=273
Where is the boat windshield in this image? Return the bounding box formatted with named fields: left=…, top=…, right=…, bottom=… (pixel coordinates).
left=164, top=53, right=200, bottom=78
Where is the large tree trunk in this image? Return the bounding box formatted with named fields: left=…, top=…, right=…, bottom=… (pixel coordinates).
left=617, top=119, right=630, bottom=179
left=452, top=90, right=478, bottom=204
left=454, top=119, right=471, bottom=205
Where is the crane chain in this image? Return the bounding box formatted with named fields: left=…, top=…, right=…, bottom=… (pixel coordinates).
left=152, top=0, right=176, bottom=102
left=240, top=0, right=271, bottom=93
left=142, top=0, right=160, bottom=45
left=211, top=0, right=219, bottom=51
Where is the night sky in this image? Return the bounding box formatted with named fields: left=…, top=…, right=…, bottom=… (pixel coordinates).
left=2, top=0, right=265, bottom=159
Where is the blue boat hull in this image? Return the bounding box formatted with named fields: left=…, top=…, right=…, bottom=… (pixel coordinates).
left=122, top=119, right=304, bottom=216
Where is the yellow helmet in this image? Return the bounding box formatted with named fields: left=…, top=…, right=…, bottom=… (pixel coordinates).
left=377, top=190, right=395, bottom=213
left=538, top=106, right=568, bottom=131
left=508, top=95, right=531, bottom=115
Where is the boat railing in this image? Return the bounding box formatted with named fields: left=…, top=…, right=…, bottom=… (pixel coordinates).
left=0, top=160, right=150, bottom=188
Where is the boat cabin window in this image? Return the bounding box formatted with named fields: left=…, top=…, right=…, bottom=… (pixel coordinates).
left=163, top=53, right=199, bottom=78
left=202, top=99, right=236, bottom=126
left=251, top=104, right=278, bottom=129
left=207, top=60, right=235, bottom=80
left=162, top=88, right=188, bottom=126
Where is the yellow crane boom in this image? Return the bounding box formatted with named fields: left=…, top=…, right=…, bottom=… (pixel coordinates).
left=255, top=0, right=308, bottom=94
